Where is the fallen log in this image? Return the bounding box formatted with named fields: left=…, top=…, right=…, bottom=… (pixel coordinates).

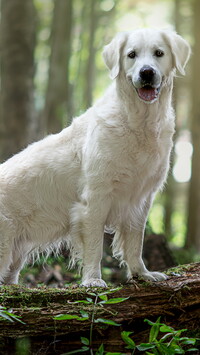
left=0, top=263, right=200, bottom=354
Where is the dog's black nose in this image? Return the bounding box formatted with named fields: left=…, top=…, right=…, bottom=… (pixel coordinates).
left=139, top=66, right=156, bottom=83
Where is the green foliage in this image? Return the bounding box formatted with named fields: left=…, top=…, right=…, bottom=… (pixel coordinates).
left=121, top=331, right=135, bottom=349
left=54, top=293, right=199, bottom=355
left=135, top=318, right=198, bottom=355
left=0, top=305, right=25, bottom=324
left=99, top=297, right=129, bottom=304
left=95, top=318, right=121, bottom=326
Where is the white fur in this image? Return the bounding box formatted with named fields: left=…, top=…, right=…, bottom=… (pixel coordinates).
left=0, top=29, right=190, bottom=287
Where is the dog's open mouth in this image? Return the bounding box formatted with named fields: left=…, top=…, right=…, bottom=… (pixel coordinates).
left=136, top=85, right=160, bottom=102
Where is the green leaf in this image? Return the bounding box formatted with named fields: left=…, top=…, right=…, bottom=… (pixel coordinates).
left=72, top=300, right=92, bottom=304
left=121, top=331, right=135, bottom=349
left=158, top=343, right=178, bottom=354
left=70, top=297, right=94, bottom=305
left=87, top=292, right=97, bottom=296
left=160, top=324, right=175, bottom=333
left=105, top=353, right=124, bottom=355
left=80, top=337, right=89, bottom=345
left=0, top=311, right=14, bottom=322
left=0, top=310, right=25, bottom=324
left=160, top=332, right=173, bottom=342
left=96, top=344, right=104, bottom=355
left=180, top=338, right=196, bottom=345
left=9, top=315, right=26, bottom=325
left=171, top=347, right=184, bottom=354
left=53, top=314, right=88, bottom=321
left=86, top=297, right=93, bottom=303
left=95, top=318, right=121, bottom=326
left=100, top=297, right=129, bottom=304
left=98, top=294, right=108, bottom=301
left=121, top=330, right=133, bottom=340
left=136, top=343, right=155, bottom=351
left=79, top=310, right=89, bottom=319
left=144, top=318, right=161, bottom=327
left=98, top=287, right=122, bottom=296
left=149, top=320, right=160, bottom=342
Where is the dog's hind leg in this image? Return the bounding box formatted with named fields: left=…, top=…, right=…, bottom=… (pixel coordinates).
left=0, top=229, right=30, bottom=285
left=3, top=252, right=28, bottom=285
left=0, top=217, right=16, bottom=284
left=3, top=239, right=32, bottom=284
left=0, top=240, right=13, bottom=284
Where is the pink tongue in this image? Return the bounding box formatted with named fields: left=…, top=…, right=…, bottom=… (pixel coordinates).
left=138, top=87, right=157, bottom=101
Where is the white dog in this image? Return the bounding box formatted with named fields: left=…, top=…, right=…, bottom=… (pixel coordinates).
left=0, top=28, right=190, bottom=287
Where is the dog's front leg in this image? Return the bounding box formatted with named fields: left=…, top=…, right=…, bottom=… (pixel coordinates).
left=77, top=191, right=111, bottom=288
left=124, top=228, right=167, bottom=282
left=81, top=233, right=107, bottom=288
left=123, top=197, right=168, bottom=282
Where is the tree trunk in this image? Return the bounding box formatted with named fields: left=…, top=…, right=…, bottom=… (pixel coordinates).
left=43, top=0, right=73, bottom=135
left=186, top=0, right=200, bottom=252
left=0, top=263, right=200, bottom=354
left=83, top=0, right=98, bottom=109
left=163, top=0, right=185, bottom=240
left=0, top=0, right=36, bottom=161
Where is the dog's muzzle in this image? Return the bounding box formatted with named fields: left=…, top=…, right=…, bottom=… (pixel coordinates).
left=132, top=65, right=162, bottom=103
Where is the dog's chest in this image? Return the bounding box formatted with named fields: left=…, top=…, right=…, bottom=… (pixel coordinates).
left=111, top=127, right=173, bottom=195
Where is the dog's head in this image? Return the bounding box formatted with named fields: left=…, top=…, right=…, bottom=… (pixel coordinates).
left=103, top=28, right=191, bottom=103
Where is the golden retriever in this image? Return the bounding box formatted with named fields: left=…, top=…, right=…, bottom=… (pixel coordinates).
left=0, top=28, right=190, bottom=287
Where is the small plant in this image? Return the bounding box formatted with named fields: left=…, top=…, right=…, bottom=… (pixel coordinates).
left=135, top=317, right=198, bottom=354
left=120, top=317, right=199, bottom=354
left=54, top=292, right=199, bottom=355
left=0, top=305, right=25, bottom=324
left=54, top=287, right=128, bottom=355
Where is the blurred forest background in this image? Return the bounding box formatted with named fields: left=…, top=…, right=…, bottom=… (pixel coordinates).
left=0, top=0, right=200, bottom=285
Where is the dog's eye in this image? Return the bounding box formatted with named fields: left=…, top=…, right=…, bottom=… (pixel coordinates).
left=155, top=49, right=164, bottom=57
left=128, top=51, right=136, bottom=59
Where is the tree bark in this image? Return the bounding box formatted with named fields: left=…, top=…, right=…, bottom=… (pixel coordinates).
left=0, top=263, right=200, bottom=353
left=43, top=0, right=73, bottom=134
left=186, top=0, right=200, bottom=252
left=0, top=0, right=36, bottom=161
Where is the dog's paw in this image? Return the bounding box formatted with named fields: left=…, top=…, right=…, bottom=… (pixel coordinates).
left=129, top=271, right=168, bottom=282
left=142, top=271, right=168, bottom=281
left=81, top=278, right=108, bottom=288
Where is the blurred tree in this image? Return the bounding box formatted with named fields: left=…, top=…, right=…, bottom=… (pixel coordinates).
left=43, top=0, right=73, bottom=134
left=186, top=0, right=200, bottom=252
left=72, top=0, right=117, bottom=114
left=83, top=0, right=99, bottom=109
left=163, top=0, right=182, bottom=239
left=0, top=0, right=36, bottom=161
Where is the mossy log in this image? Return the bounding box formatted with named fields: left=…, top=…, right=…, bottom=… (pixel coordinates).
left=0, top=263, right=200, bottom=354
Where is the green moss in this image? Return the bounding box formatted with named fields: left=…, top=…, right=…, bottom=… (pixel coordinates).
left=165, top=263, right=192, bottom=276
left=0, top=284, right=119, bottom=310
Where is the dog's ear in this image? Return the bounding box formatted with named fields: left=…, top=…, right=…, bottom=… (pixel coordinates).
left=162, top=31, right=191, bottom=75
left=103, top=32, right=128, bottom=80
